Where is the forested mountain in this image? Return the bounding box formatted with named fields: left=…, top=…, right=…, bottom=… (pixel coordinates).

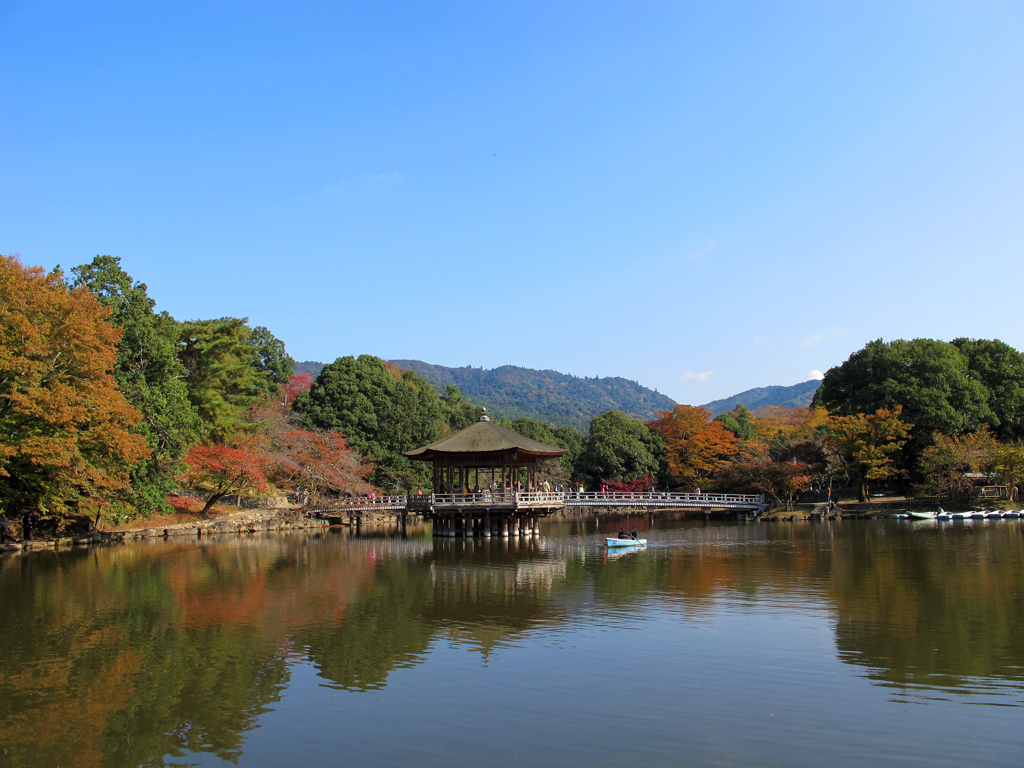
left=295, top=360, right=326, bottom=377
left=702, top=380, right=822, bottom=416
left=390, top=360, right=677, bottom=430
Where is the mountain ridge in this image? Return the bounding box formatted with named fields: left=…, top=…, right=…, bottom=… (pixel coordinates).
left=294, top=359, right=822, bottom=426
left=701, top=379, right=822, bottom=415
left=390, top=359, right=677, bottom=431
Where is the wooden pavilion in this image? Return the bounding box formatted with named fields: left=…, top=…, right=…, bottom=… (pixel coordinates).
left=404, top=409, right=568, bottom=537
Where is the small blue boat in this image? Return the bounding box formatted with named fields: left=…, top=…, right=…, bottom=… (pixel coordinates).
left=606, top=537, right=647, bottom=548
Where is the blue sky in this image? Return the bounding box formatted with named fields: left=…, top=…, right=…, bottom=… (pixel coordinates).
left=3, top=1, right=1022, bottom=404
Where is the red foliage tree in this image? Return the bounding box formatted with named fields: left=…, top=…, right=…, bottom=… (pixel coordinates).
left=283, top=372, right=314, bottom=406
left=182, top=443, right=270, bottom=513
left=276, top=430, right=374, bottom=504
left=602, top=473, right=655, bottom=492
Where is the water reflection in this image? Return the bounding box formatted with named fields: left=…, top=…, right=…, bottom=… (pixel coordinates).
left=1, top=520, right=1023, bottom=766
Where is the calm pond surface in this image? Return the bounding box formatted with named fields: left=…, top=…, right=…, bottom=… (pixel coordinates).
left=2, top=516, right=1023, bottom=768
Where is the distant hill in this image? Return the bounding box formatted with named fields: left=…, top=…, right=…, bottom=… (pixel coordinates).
left=294, top=360, right=326, bottom=377
left=702, top=380, right=822, bottom=416
left=391, top=360, right=677, bottom=431
left=296, top=359, right=819, bottom=426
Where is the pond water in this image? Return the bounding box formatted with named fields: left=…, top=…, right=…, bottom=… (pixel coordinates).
left=2, top=516, right=1023, bottom=768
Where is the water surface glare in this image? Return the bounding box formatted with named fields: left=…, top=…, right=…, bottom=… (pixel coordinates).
left=2, top=518, right=1023, bottom=767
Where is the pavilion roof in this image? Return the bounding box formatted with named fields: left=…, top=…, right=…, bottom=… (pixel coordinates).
left=405, top=416, right=567, bottom=460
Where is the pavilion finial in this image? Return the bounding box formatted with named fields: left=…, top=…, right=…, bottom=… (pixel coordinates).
left=479, top=408, right=490, bottom=422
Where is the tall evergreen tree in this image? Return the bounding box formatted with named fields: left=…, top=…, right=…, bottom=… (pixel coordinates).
left=177, top=317, right=284, bottom=443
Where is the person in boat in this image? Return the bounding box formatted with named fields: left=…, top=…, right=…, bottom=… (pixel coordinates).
left=631, top=527, right=639, bottom=540
left=618, top=527, right=629, bottom=540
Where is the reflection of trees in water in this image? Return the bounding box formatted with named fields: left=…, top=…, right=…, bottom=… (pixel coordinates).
left=828, top=522, right=1024, bottom=698
left=0, top=533, right=379, bottom=767
left=2, top=522, right=1024, bottom=767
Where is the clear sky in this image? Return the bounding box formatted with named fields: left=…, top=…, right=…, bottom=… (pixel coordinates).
left=3, top=1, right=1022, bottom=404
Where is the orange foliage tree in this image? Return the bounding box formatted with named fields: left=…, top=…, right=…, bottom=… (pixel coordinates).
left=647, top=404, right=739, bottom=488
left=827, top=406, right=912, bottom=501
left=0, top=255, right=150, bottom=525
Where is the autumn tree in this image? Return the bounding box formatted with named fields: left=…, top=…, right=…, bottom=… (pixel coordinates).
left=827, top=406, right=912, bottom=501
left=0, top=255, right=150, bottom=526
left=915, top=429, right=997, bottom=500
left=717, top=456, right=813, bottom=510
left=181, top=443, right=270, bottom=514
left=992, top=442, right=1024, bottom=502
left=275, top=430, right=374, bottom=504
left=71, top=255, right=202, bottom=516
left=284, top=372, right=314, bottom=407
left=647, top=405, right=738, bottom=489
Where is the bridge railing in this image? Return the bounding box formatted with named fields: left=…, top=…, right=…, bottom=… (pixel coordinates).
left=564, top=491, right=764, bottom=506
left=431, top=492, right=517, bottom=506
left=326, top=490, right=764, bottom=511
left=333, top=495, right=408, bottom=509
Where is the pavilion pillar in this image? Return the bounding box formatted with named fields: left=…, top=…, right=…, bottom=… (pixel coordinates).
left=484, top=511, right=492, bottom=537
left=501, top=517, right=509, bottom=537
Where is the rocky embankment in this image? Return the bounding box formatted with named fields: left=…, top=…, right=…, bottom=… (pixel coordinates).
left=2, top=508, right=329, bottom=556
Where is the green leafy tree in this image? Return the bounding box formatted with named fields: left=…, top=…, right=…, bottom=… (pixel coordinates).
left=576, top=410, right=664, bottom=489
left=714, top=405, right=757, bottom=441
left=951, top=338, right=1024, bottom=441
left=813, top=338, right=991, bottom=461
left=71, top=256, right=202, bottom=516
left=293, top=356, right=444, bottom=490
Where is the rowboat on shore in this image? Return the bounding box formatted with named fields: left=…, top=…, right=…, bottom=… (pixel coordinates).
left=606, top=537, right=647, bottom=548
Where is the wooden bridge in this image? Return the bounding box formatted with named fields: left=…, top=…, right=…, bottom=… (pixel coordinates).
left=328, top=490, right=765, bottom=513
left=319, top=490, right=766, bottom=535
